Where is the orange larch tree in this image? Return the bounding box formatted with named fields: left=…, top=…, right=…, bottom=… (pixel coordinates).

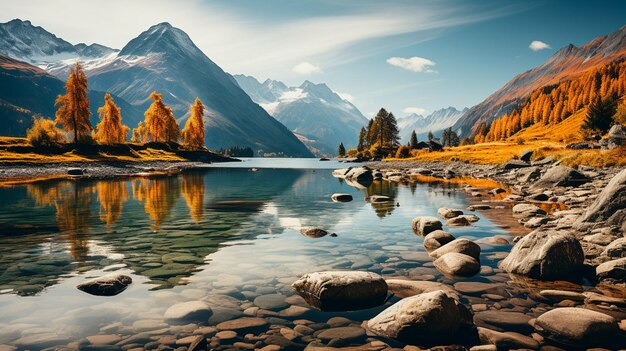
left=143, top=92, right=180, bottom=143
left=93, top=93, right=130, bottom=144
left=181, top=98, right=205, bottom=150
left=55, top=62, right=92, bottom=143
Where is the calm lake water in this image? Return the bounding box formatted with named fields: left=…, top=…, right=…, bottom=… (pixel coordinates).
left=0, top=158, right=550, bottom=348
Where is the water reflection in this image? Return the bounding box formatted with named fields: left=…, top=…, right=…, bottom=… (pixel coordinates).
left=366, top=180, right=398, bottom=218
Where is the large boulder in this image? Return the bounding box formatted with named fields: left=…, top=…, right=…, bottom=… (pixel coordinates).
left=366, top=290, right=474, bottom=345
left=534, top=308, right=620, bottom=347
left=576, top=168, right=626, bottom=229
left=500, top=231, right=584, bottom=280
left=291, top=271, right=387, bottom=311
left=423, top=230, right=455, bottom=251
left=596, top=257, right=626, bottom=284
left=531, top=165, right=590, bottom=190
left=411, top=216, right=443, bottom=236
left=429, top=239, right=481, bottom=260
left=76, top=274, right=132, bottom=296
left=345, top=167, right=373, bottom=184
left=433, top=253, right=481, bottom=277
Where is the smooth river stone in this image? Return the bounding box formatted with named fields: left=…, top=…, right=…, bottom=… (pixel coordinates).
left=254, top=294, right=288, bottom=310
left=164, top=301, right=212, bottom=322
left=216, top=317, right=268, bottom=333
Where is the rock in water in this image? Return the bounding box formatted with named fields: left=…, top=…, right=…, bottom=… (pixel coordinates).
left=299, top=227, right=329, bottom=238
left=344, top=167, right=373, bottom=186
left=368, top=195, right=392, bottom=203
left=411, top=216, right=443, bottom=235
left=437, top=207, right=464, bottom=219
left=429, top=238, right=481, bottom=260
left=385, top=279, right=459, bottom=299
left=596, top=257, right=626, bottom=284
left=531, top=165, right=590, bottom=189
left=576, top=168, right=626, bottom=230
left=534, top=308, right=620, bottom=347
left=446, top=216, right=471, bottom=226
left=367, top=290, right=474, bottom=345
left=76, top=274, right=132, bottom=296
left=500, top=231, right=584, bottom=280
left=434, top=253, right=481, bottom=277
left=478, top=327, right=539, bottom=350
left=164, top=301, right=212, bottom=322
left=423, top=230, right=455, bottom=251
left=291, top=271, right=387, bottom=311
left=331, top=193, right=353, bottom=202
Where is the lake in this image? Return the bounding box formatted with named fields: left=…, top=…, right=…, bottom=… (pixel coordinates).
left=0, top=158, right=572, bottom=349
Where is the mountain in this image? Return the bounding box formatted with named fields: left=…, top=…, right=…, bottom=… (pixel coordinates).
left=455, top=25, right=626, bottom=137
left=398, top=107, right=467, bottom=142
left=0, top=20, right=312, bottom=157
left=234, top=75, right=369, bottom=155
left=0, top=53, right=143, bottom=136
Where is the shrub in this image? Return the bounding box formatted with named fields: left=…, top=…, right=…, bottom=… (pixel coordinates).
left=395, top=145, right=411, bottom=158
left=26, top=116, right=65, bottom=146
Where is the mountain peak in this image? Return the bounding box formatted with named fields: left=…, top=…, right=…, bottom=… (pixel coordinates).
left=119, top=22, right=202, bottom=58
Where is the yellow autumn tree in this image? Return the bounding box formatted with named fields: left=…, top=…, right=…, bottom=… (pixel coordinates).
left=55, top=62, right=92, bottom=143
left=143, top=92, right=180, bottom=143
left=181, top=98, right=205, bottom=149
left=131, top=121, right=147, bottom=142
left=93, top=93, right=130, bottom=144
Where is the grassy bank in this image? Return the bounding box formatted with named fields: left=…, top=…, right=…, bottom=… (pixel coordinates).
left=0, top=137, right=235, bottom=164
left=386, top=141, right=626, bottom=167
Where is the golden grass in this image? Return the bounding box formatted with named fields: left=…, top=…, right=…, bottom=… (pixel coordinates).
left=508, top=109, right=586, bottom=144
left=0, top=150, right=92, bottom=163
left=533, top=146, right=626, bottom=167
left=412, top=174, right=508, bottom=190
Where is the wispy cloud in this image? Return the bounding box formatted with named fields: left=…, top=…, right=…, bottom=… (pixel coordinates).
left=292, top=62, right=322, bottom=75
left=403, top=107, right=428, bottom=115
left=387, top=56, right=436, bottom=73
left=529, top=40, right=551, bottom=51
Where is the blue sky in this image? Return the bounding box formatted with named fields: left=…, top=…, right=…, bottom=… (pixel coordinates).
left=1, top=0, right=625, bottom=118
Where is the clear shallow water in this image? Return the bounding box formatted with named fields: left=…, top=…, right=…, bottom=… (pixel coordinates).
left=0, top=158, right=584, bottom=349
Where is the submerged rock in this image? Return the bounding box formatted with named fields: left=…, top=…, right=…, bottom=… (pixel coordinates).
left=478, top=327, right=539, bottom=350
left=367, top=290, right=474, bottom=345
left=385, top=279, right=459, bottom=299
left=534, top=308, right=620, bottom=347
left=430, top=239, right=481, bottom=260
left=500, top=230, right=584, bottom=280
left=164, top=301, right=212, bottom=322
left=76, top=274, right=132, bottom=296
left=299, top=227, right=329, bottom=238
left=331, top=193, right=353, bottom=202
left=291, top=271, right=388, bottom=311
left=411, top=216, right=443, bottom=236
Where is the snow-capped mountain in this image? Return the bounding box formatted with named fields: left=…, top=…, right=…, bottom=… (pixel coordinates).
left=0, top=19, right=118, bottom=75
left=398, top=107, right=467, bottom=142
left=234, top=75, right=368, bottom=155
left=0, top=19, right=312, bottom=157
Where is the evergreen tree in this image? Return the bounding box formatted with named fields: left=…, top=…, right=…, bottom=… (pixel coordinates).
left=441, top=129, right=450, bottom=146
left=384, top=112, right=400, bottom=149
left=357, top=127, right=367, bottom=151
left=55, top=62, right=91, bottom=143
left=427, top=131, right=434, bottom=141
left=337, top=142, right=346, bottom=156
left=409, top=130, right=418, bottom=149
left=181, top=98, right=205, bottom=149
left=93, top=93, right=129, bottom=144
left=581, top=95, right=616, bottom=136
left=365, top=119, right=374, bottom=146
left=448, top=128, right=460, bottom=147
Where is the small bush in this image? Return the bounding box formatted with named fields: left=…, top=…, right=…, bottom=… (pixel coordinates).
left=395, top=145, right=411, bottom=158
left=26, top=116, right=65, bottom=146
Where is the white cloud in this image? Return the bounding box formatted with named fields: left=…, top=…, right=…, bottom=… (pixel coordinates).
left=403, top=107, right=428, bottom=115
left=529, top=40, right=551, bottom=51
left=292, top=62, right=322, bottom=75
left=387, top=56, right=436, bottom=73
left=336, top=92, right=354, bottom=103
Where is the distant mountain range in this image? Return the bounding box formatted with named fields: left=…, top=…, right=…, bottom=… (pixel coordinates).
left=397, top=107, right=467, bottom=143
left=234, top=75, right=369, bottom=155
left=0, top=19, right=312, bottom=157
left=454, top=24, right=626, bottom=138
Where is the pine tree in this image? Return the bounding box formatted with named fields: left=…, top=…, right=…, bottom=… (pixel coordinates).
left=441, top=128, right=450, bottom=146
left=581, top=95, right=616, bottom=136
left=93, top=93, right=129, bottom=144
left=409, top=130, right=418, bottom=149
left=384, top=112, right=400, bottom=149
left=337, top=142, right=346, bottom=156
left=143, top=92, right=180, bottom=143
left=55, top=62, right=91, bottom=143
left=181, top=98, right=205, bottom=150
left=427, top=131, right=434, bottom=141
left=357, top=127, right=367, bottom=151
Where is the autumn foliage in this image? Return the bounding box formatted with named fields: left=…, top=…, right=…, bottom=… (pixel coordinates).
left=93, top=93, right=130, bottom=144
left=55, top=62, right=92, bottom=143
left=138, top=92, right=181, bottom=143
left=476, top=61, right=626, bottom=143
left=181, top=98, right=205, bottom=149
left=26, top=116, right=66, bottom=146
